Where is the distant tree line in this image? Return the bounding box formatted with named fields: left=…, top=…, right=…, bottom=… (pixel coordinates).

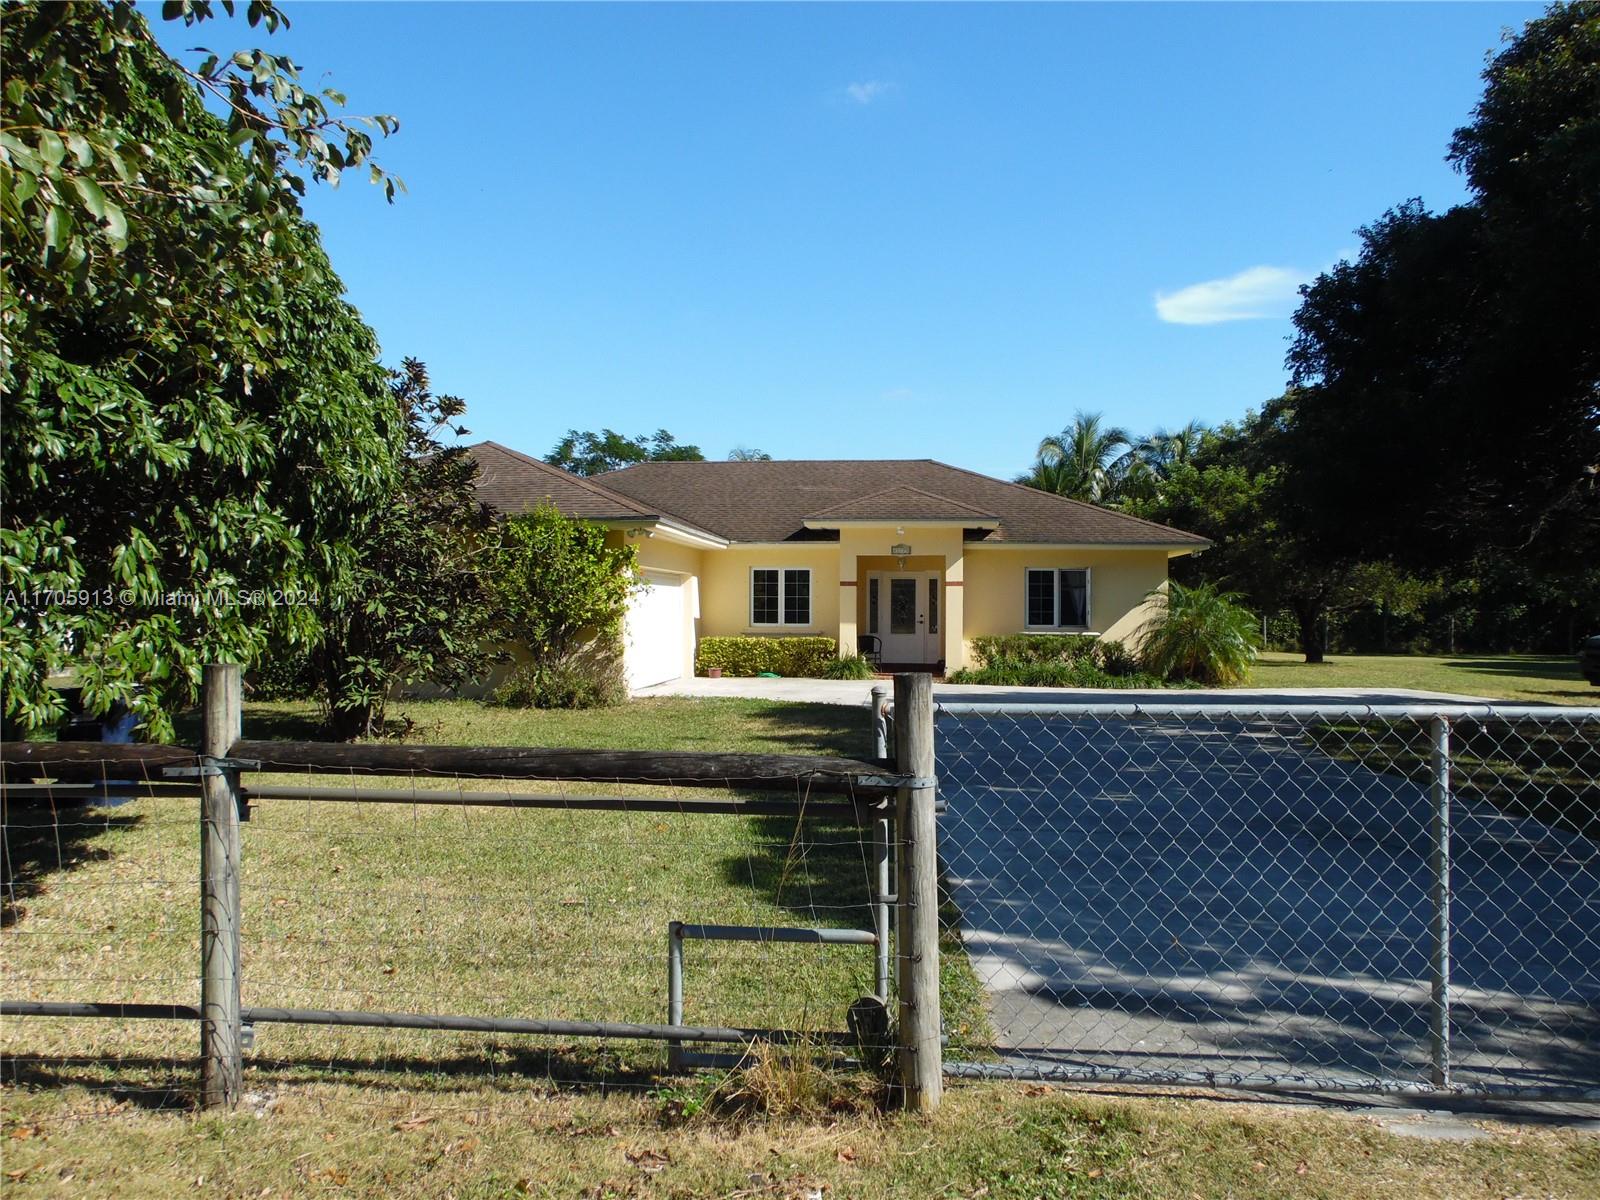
left=1017, top=3, right=1599, bottom=661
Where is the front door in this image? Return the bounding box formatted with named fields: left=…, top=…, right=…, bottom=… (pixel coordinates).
left=870, top=572, right=941, bottom=665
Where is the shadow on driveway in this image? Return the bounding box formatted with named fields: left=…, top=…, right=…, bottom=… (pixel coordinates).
left=936, top=712, right=1600, bottom=1092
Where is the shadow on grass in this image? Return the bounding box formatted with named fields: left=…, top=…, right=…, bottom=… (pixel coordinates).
left=172, top=704, right=329, bottom=746
left=743, top=703, right=873, bottom=759
left=1, top=1042, right=675, bottom=1107
left=1445, top=656, right=1586, bottom=683
left=0, top=802, right=145, bottom=928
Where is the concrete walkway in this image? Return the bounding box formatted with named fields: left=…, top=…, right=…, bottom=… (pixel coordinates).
left=633, top=675, right=1512, bottom=708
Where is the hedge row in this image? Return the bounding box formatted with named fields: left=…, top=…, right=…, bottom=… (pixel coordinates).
left=696, top=636, right=839, bottom=678
left=968, top=634, right=1100, bottom=668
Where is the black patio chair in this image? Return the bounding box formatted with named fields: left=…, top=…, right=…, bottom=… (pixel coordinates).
left=857, top=635, right=882, bottom=667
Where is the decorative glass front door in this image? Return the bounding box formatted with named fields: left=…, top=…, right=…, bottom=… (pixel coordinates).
left=873, top=572, right=939, bottom=663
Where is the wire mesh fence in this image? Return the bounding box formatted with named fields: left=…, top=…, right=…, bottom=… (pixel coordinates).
left=1, top=738, right=896, bottom=1111
left=933, top=701, right=1600, bottom=1099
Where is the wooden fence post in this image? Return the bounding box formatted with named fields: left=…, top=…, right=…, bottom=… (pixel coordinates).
left=892, top=672, right=942, bottom=1112
left=200, top=662, right=243, bottom=1109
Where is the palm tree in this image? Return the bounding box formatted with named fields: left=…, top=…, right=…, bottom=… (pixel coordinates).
left=1020, top=412, right=1132, bottom=503
left=1117, top=420, right=1209, bottom=503
left=1137, top=421, right=1208, bottom=474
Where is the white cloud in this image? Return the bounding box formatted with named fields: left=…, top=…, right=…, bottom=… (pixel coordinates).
left=1154, top=265, right=1311, bottom=325
left=844, top=80, right=895, bottom=105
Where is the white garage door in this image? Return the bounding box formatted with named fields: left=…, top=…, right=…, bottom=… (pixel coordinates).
left=624, top=570, right=685, bottom=689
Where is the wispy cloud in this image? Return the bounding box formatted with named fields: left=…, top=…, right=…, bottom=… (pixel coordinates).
left=844, top=80, right=895, bottom=105
left=1154, top=265, right=1310, bottom=325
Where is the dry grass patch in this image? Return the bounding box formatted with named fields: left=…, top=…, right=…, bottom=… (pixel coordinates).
left=1, top=1078, right=1595, bottom=1199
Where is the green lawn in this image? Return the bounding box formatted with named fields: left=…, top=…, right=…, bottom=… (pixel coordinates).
left=3, top=698, right=986, bottom=1080
left=4, top=696, right=1596, bottom=1198
left=1251, top=651, right=1598, bottom=705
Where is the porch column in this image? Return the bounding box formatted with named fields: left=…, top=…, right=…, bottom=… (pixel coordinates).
left=838, top=552, right=858, bottom=659
left=943, top=549, right=965, bottom=671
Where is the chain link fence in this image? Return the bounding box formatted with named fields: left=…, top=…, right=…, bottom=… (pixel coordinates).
left=933, top=702, right=1600, bottom=1100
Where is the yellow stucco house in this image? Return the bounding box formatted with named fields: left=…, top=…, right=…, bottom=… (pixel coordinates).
left=468, top=442, right=1208, bottom=689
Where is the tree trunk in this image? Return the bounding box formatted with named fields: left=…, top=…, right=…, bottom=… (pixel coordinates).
left=1295, top=600, right=1326, bottom=664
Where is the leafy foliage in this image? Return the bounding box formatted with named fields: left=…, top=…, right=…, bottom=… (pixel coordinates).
left=1283, top=4, right=1599, bottom=571
left=696, top=636, right=838, bottom=678
left=305, top=360, right=496, bottom=740
left=491, top=648, right=626, bottom=710
left=819, top=652, right=877, bottom=680
left=950, top=634, right=1164, bottom=688
left=545, top=428, right=704, bottom=476
left=968, top=634, right=1100, bottom=668
left=488, top=505, right=637, bottom=708
left=1017, top=412, right=1131, bottom=503
left=1139, top=582, right=1260, bottom=687
left=1, top=1, right=403, bottom=739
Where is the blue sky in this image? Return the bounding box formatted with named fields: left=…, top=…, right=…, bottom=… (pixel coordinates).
left=156, top=2, right=1537, bottom=478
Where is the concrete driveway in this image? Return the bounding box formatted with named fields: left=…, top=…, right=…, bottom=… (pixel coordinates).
left=935, top=709, right=1600, bottom=1092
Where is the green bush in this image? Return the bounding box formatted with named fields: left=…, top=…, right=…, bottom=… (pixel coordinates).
left=820, top=652, right=878, bottom=680
left=490, top=646, right=626, bottom=709
left=1094, top=638, right=1140, bottom=677
left=968, top=634, right=1099, bottom=669
left=696, top=636, right=838, bottom=678
left=948, top=657, right=1170, bottom=689
left=1140, top=581, right=1260, bottom=686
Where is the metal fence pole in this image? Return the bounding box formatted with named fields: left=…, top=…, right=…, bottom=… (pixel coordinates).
left=893, top=673, right=941, bottom=1112
left=200, top=663, right=244, bottom=1109
left=1428, top=714, right=1452, bottom=1089
left=870, top=683, right=892, bottom=1002
left=666, top=920, right=684, bottom=1071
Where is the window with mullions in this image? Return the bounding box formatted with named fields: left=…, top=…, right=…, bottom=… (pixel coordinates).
left=751, top=568, right=811, bottom=626
left=1025, top=568, right=1090, bottom=629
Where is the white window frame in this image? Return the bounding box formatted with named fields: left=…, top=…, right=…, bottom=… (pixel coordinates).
left=1023, top=567, right=1092, bottom=631
left=749, top=566, right=813, bottom=628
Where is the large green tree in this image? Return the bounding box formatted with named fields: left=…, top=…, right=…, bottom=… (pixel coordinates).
left=1283, top=3, right=1599, bottom=572
left=305, top=360, right=496, bottom=740
left=1, top=1, right=404, bottom=739
left=545, top=428, right=703, bottom=476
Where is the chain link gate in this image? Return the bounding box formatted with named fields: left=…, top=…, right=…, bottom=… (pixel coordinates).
left=931, top=701, right=1600, bottom=1100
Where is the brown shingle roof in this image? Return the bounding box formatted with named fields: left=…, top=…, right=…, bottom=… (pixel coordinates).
left=595, top=459, right=1209, bottom=546
left=805, top=485, right=999, bottom=524
left=466, top=441, right=660, bottom=522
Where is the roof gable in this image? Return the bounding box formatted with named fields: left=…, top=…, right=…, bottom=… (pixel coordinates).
left=465, top=441, right=660, bottom=522
left=804, top=484, right=999, bottom=524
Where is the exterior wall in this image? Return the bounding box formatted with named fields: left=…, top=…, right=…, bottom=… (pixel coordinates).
left=838, top=526, right=967, bottom=669
left=610, top=532, right=1177, bottom=680
left=962, top=547, right=1172, bottom=657
left=695, top=545, right=841, bottom=643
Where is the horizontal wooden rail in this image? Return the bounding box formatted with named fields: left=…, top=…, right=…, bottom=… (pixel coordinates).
left=0, top=741, right=198, bottom=781
left=231, top=740, right=903, bottom=797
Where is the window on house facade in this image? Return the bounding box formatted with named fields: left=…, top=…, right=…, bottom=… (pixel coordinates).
left=1025, top=568, right=1090, bottom=629
left=928, top=578, right=939, bottom=634
left=868, top=577, right=879, bottom=634
left=751, top=568, right=812, bottom=626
